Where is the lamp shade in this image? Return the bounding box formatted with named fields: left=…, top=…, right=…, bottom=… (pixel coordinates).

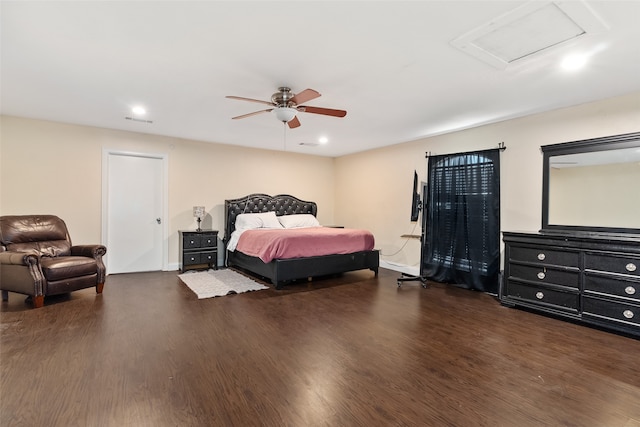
left=193, top=206, right=205, bottom=219
left=273, top=107, right=297, bottom=123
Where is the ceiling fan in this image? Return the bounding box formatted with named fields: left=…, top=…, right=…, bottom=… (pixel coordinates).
left=226, top=87, right=347, bottom=129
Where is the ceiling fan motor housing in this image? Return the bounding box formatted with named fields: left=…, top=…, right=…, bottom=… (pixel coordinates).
left=272, top=87, right=296, bottom=107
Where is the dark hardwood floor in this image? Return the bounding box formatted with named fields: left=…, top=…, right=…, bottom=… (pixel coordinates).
left=2, top=268, right=640, bottom=427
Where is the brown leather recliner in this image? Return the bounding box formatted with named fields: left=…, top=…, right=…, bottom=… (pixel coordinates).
left=0, top=215, right=106, bottom=308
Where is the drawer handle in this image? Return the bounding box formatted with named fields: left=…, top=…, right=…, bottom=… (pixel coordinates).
left=190, top=257, right=196, bottom=261
left=626, top=263, right=637, bottom=272
left=623, top=310, right=634, bottom=319
left=625, top=286, right=636, bottom=295
left=537, top=253, right=546, bottom=261
left=537, top=272, right=546, bottom=280
left=190, top=240, right=195, bottom=244
left=535, top=291, right=544, bottom=300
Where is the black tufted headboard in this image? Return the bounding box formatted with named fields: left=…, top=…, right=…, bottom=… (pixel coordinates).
left=223, top=194, right=318, bottom=242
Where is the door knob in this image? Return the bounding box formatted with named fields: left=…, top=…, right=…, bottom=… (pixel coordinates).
left=156, top=218, right=161, bottom=224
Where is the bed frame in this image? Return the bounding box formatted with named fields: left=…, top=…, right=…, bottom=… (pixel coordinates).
left=223, top=194, right=379, bottom=289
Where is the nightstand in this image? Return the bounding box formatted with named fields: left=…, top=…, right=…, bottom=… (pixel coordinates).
left=179, top=230, right=218, bottom=272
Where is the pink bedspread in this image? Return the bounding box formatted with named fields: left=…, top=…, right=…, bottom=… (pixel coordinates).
left=235, top=227, right=375, bottom=263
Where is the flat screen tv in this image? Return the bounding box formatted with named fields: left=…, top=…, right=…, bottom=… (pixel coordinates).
left=410, top=170, right=421, bottom=222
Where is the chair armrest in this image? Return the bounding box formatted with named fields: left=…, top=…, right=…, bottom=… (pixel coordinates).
left=0, top=250, right=45, bottom=297
left=0, top=250, right=40, bottom=266
left=71, top=245, right=107, bottom=258
left=71, top=245, right=107, bottom=284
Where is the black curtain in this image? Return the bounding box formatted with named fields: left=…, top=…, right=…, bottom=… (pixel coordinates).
left=421, top=148, right=501, bottom=293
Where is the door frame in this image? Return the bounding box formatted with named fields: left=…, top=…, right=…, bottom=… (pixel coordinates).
left=101, top=149, right=169, bottom=273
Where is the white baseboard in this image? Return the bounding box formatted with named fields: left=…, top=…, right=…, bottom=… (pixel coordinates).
left=379, top=260, right=419, bottom=276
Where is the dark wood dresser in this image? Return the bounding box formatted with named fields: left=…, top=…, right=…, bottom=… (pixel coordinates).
left=179, top=230, right=218, bottom=272
left=501, top=231, right=640, bottom=338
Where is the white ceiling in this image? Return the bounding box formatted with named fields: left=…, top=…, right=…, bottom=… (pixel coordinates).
left=2, top=1, right=640, bottom=157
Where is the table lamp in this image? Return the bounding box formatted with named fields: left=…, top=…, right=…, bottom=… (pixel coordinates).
left=193, top=206, right=205, bottom=232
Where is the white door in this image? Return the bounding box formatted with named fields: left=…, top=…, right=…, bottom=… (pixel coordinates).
left=103, top=151, right=166, bottom=274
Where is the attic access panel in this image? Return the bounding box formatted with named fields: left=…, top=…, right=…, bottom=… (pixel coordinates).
left=450, top=1, right=608, bottom=69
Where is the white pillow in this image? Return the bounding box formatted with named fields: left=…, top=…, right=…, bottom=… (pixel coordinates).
left=235, top=212, right=283, bottom=230
left=278, top=214, right=320, bottom=229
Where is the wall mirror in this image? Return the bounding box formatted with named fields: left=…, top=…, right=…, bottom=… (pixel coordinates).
left=541, top=131, right=640, bottom=234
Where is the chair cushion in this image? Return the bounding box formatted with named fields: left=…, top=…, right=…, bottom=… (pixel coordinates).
left=0, top=215, right=71, bottom=256
left=40, top=256, right=98, bottom=281
left=9, top=240, right=71, bottom=257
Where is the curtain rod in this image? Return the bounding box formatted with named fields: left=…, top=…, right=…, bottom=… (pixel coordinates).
left=425, top=142, right=506, bottom=158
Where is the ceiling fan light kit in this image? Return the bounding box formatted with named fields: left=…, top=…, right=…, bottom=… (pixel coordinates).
left=273, top=107, right=297, bottom=123
left=226, top=87, right=347, bottom=129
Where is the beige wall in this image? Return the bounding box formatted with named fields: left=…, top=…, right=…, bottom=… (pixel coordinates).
left=0, top=116, right=334, bottom=269
left=2, top=91, right=639, bottom=273
left=335, top=92, right=640, bottom=274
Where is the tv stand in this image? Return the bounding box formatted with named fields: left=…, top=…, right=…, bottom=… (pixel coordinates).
left=397, top=273, right=428, bottom=288
left=396, top=233, right=428, bottom=288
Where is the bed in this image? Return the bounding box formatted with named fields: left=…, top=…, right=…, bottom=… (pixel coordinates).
left=223, top=194, right=379, bottom=289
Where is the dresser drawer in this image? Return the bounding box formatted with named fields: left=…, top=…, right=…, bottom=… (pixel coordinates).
left=585, top=253, right=640, bottom=277
left=505, top=281, right=579, bottom=311
left=183, top=235, right=202, bottom=249
left=509, top=246, right=579, bottom=267
left=584, top=273, right=640, bottom=302
left=583, top=296, right=640, bottom=327
left=509, top=264, right=579, bottom=288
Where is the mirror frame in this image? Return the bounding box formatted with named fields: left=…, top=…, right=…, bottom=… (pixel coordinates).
left=541, top=131, right=640, bottom=235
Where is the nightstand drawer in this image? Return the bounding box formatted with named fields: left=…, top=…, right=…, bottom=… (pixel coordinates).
left=200, top=250, right=217, bottom=264
left=509, top=264, right=579, bottom=288
left=183, top=235, right=202, bottom=249
left=509, top=246, right=579, bottom=267
left=183, top=253, right=203, bottom=266
left=200, top=234, right=217, bottom=248
left=505, top=281, right=579, bottom=311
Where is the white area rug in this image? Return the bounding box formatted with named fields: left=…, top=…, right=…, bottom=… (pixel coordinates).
left=178, top=269, right=268, bottom=299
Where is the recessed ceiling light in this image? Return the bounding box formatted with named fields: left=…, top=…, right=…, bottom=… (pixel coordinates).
left=132, top=106, right=146, bottom=115
left=561, top=53, right=588, bottom=71
left=318, top=136, right=329, bottom=144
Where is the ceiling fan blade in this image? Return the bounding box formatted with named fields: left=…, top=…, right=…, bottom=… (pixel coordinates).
left=299, top=106, right=347, bottom=118
left=291, top=89, right=321, bottom=105
left=232, top=109, right=273, bottom=120
left=288, top=116, right=301, bottom=129
left=226, top=95, right=274, bottom=106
